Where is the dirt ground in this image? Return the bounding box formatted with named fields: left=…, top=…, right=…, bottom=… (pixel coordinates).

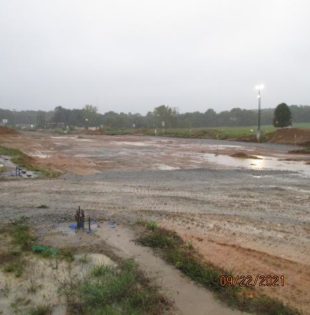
left=269, top=128, right=310, bottom=145
left=0, top=131, right=309, bottom=314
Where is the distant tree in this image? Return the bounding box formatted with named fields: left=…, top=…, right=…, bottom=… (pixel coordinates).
left=82, top=105, right=99, bottom=128
left=153, top=105, right=177, bottom=128
left=36, top=111, right=46, bottom=128
left=2, top=104, right=310, bottom=130
left=290, top=105, right=310, bottom=122
left=102, top=111, right=120, bottom=128
left=273, top=103, right=292, bottom=127
left=205, top=108, right=217, bottom=127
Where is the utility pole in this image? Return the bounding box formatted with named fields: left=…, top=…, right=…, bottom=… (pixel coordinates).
left=255, top=84, right=264, bottom=142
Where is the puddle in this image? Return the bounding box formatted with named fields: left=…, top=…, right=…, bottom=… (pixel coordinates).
left=32, top=154, right=49, bottom=158
left=20, top=170, right=38, bottom=178
left=113, top=141, right=150, bottom=147
left=0, top=156, right=39, bottom=178
left=154, top=164, right=180, bottom=170
left=31, top=151, right=50, bottom=158
left=62, top=221, right=99, bottom=235
left=51, top=136, right=72, bottom=139
left=203, top=153, right=310, bottom=176
left=74, top=138, right=94, bottom=142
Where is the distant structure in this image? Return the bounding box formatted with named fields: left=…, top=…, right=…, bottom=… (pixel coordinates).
left=1, top=119, right=8, bottom=126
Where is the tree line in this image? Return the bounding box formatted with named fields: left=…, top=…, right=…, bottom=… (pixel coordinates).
left=0, top=104, right=309, bottom=129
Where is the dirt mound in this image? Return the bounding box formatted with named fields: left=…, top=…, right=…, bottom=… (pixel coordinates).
left=230, top=152, right=261, bottom=159
left=0, top=127, right=18, bottom=135
left=268, top=128, right=310, bottom=145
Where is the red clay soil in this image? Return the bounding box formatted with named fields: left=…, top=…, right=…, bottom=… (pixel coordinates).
left=0, top=127, right=18, bottom=135
left=268, top=128, right=310, bottom=145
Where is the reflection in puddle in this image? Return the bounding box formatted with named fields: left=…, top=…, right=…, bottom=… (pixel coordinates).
left=204, top=154, right=310, bottom=176
left=155, top=164, right=180, bottom=170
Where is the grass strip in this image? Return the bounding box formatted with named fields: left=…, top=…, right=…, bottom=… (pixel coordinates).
left=93, top=127, right=276, bottom=142
left=10, top=218, right=36, bottom=250
left=27, top=305, right=52, bottom=315
left=0, top=145, right=60, bottom=178
left=60, top=259, right=170, bottom=315
left=137, top=223, right=301, bottom=315
left=289, top=147, right=310, bottom=154
left=1, top=218, right=35, bottom=277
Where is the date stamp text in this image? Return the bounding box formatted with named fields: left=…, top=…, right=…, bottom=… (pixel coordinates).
left=219, top=274, right=285, bottom=287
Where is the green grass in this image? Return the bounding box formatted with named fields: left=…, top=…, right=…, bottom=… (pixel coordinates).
left=27, top=305, right=52, bottom=315
left=137, top=223, right=301, bottom=315
left=142, top=126, right=276, bottom=141
left=93, top=126, right=274, bottom=141
left=292, top=122, right=310, bottom=128
left=59, top=248, right=75, bottom=262
left=1, top=219, right=34, bottom=277
left=4, top=258, right=25, bottom=277
left=10, top=218, right=36, bottom=251
left=102, top=128, right=138, bottom=136
left=0, top=145, right=60, bottom=178
left=61, top=259, right=169, bottom=315
left=289, top=147, right=310, bottom=154
left=32, top=245, right=74, bottom=262
left=145, top=221, right=158, bottom=231
left=97, top=123, right=309, bottom=142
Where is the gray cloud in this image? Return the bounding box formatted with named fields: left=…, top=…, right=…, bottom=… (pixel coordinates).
left=0, top=0, right=309, bottom=113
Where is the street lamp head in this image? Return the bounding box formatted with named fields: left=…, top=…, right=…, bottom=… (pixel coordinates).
left=255, top=84, right=264, bottom=90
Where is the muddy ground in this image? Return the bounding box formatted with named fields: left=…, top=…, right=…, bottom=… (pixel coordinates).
left=0, top=131, right=309, bottom=314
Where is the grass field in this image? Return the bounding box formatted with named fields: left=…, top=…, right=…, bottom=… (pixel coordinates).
left=142, top=125, right=274, bottom=141
left=96, top=122, right=310, bottom=141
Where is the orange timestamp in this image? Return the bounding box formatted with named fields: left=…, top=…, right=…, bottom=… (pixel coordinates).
left=219, top=274, right=285, bottom=287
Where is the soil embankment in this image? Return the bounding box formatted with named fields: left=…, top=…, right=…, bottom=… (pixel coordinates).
left=268, top=128, right=310, bottom=145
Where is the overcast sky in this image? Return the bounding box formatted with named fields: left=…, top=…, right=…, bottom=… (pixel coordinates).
left=0, top=0, right=309, bottom=114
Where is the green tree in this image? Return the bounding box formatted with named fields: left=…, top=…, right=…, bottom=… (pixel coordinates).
left=36, top=111, right=46, bottom=128
left=53, top=106, right=68, bottom=124
left=153, top=105, right=177, bottom=128
left=273, top=103, right=292, bottom=127
left=82, top=104, right=99, bottom=128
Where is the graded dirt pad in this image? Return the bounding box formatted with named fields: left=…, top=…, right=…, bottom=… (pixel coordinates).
left=0, top=131, right=309, bottom=314
left=0, top=131, right=309, bottom=175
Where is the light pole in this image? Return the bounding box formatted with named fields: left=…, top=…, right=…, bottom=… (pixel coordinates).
left=255, top=84, right=264, bottom=142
